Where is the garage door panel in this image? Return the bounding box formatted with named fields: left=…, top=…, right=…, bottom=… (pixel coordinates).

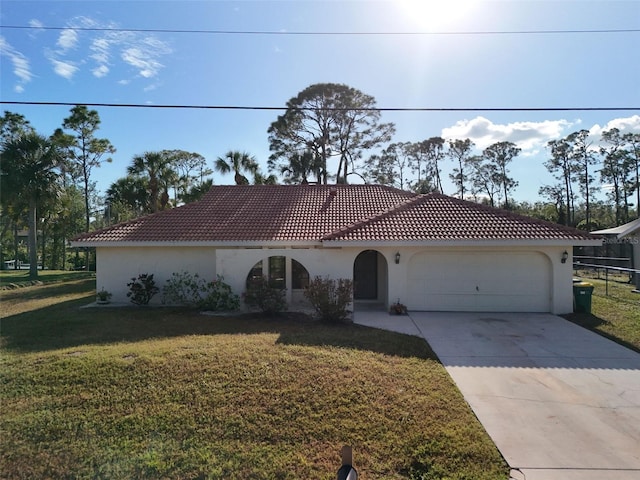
left=407, top=251, right=551, bottom=312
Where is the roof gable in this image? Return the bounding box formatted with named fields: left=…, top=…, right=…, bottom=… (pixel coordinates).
left=72, top=185, right=601, bottom=245
left=322, top=193, right=600, bottom=242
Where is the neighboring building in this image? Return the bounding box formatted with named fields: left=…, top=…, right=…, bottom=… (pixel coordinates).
left=592, top=218, right=640, bottom=291
left=72, top=185, right=602, bottom=314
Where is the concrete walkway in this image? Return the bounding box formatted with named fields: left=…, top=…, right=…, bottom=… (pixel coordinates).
left=354, top=311, right=640, bottom=480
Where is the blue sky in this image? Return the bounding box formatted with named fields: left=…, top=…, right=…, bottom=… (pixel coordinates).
left=1, top=0, right=639, bottom=202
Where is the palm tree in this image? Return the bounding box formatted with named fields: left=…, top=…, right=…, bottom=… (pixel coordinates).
left=127, top=151, right=176, bottom=213
left=1, top=132, right=60, bottom=279
left=280, top=150, right=323, bottom=184
left=106, top=175, right=150, bottom=219
left=214, top=150, right=258, bottom=185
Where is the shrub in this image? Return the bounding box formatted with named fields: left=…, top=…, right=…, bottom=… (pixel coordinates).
left=162, top=271, right=240, bottom=311
left=244, top=275, right=287, bottom=315
left=162, top=271, right=206, bottom=307
left=126, top=273, right=159, bottom=305
left=199, top=275, right=240, bottom=311
left=304, top=276, right=353, bottom=323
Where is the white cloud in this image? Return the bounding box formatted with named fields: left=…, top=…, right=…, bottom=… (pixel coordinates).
left=0, top=36, right=32, bottom=91
left=441, top=116, right=575, bottom=152
left=589, top=115, right=640, bottom=137
left=42, top=16, right=172, bottom=86
left=92, top=64, right=109, bottom=78
left=51, top=59, right=78, bottom=79
left=121, top=44, right=164, bottom=78
left=29, top=19, right=44, bottom=29
left=57, top=29, right=78, bottom=50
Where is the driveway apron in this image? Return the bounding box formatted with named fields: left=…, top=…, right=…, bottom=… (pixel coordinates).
left=355, top=311, right=640, bottom=480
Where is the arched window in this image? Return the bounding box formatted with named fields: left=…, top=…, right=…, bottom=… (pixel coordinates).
left=292, top=259, right=309, bottom=289
left=246, top=257, right=310, bottom=290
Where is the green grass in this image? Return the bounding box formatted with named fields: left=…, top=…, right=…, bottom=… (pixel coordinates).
left=564, top=271, right=640, bottom=352
left=0, top=269, right=95, bottom=288
left=0, top=279, right=508, bottom=480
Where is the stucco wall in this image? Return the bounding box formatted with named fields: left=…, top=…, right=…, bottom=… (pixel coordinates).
left=96, top=246, right=216, bottom=304
left=97, top=244, right=574, bottom=313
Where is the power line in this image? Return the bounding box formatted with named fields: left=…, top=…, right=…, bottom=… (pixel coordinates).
left=2, top=24, right=639, bottom=36
left=2, top=101, right=638, bottom=112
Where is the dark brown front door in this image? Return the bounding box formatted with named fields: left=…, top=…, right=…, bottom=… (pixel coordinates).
left=354, top=250, right=378, bottom=300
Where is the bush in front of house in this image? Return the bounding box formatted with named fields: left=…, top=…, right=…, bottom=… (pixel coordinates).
left=162, top=271, right=206, bottom=307
left=304, top=276, right=353, bottom=323
left=127, top=273, right=159, bottom=305
left=163, top=271, right=240, bottom=311
left=244, top=275, right=287, bottom=316
left=199, top=275, right=240, bottom=311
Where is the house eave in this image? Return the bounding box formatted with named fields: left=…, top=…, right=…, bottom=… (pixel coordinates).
left=321, top=238, right=604, bottom=248
left=69, top=240, right=322, bottom=248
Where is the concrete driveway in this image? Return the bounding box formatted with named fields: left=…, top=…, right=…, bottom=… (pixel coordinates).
left=354, top=311, right=640, bottom=480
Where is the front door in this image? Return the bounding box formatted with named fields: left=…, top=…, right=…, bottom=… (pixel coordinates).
left=354, top=250, right=378, bottom=300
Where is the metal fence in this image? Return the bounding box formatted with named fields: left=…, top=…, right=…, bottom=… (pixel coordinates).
left=573, top=256, right=640, bottom=295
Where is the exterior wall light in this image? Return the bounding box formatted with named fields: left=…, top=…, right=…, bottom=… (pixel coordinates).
left=561, top=251, right=569, bottom=264
left=395, top=252, right=401, bottom=264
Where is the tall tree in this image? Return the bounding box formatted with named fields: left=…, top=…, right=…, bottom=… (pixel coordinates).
left=1, top=111, right=34, bottom=142
left=623, top=132, right=640, bottom=219
left=106, top=175, right=150, bottom=219
left=0, top=132, right=60, bottom=279
left=538, top=184, right=567, bottom=225
left=543, top=138, right=575, bottom=226
left=128, top=151, right=176, bottom=212
left=214, top=150, right=258, bottom=185
left=567, top=130, right=597, bottom=228
left=411, top=137, right=447, bottom=193
left=279, top=150, right=323, bottom=184
left=59, top=105, right=115, bottom=232
left=364, top=142, right=412, bottom=190
left=482, top=141, right=520, bottom=209
left=600, top=128, right=633, bottom=224
left=447, top=138, right=475, bottom=199
left=0, top=110, right=35, bottom=268
left=468, top=155, right=502, bottom=206
left=161, top=149, right=210, bottom=204
left=268, top=83, right=394, bottom=184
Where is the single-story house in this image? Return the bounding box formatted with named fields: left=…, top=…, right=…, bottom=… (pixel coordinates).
left=592, top=217, right=640, bottom=291
left=72, top=184, right=602, bottom=314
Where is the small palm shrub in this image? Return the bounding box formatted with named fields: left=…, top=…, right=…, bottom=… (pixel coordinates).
left=127, top=273, right=159, bottom=305
left=304, top=276, right=353, bottom=323
left=244, top=275, right=287, bottom=315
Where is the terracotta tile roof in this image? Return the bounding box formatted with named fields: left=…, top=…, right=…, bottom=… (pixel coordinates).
left=322, top=192, right=599, bottom=242
left=72, top=185, right=600, bottom=244
left=72, top=185, right=416, bottom=243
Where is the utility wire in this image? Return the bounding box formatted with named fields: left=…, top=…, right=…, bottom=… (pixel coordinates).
left=2, top=24, right=639, bottom=36
left=2, top=101, right=638, bottom=112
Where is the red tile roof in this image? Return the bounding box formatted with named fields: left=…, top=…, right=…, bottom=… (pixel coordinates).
left=72, top=185, right=600, bottom=244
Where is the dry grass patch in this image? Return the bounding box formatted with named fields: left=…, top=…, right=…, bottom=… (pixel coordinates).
left=1, top=279, right=507, bottom=479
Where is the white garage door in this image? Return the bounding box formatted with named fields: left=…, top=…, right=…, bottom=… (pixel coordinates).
left=407, top=251, right=552, bottom=312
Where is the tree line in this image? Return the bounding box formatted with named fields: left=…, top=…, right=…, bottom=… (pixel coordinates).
left=1, top=83, right=639, bottom=278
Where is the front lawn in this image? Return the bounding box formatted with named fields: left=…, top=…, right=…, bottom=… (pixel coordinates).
left=564, top=273, right=640, bottom=352
left=0, top=279, right=508, bottom=479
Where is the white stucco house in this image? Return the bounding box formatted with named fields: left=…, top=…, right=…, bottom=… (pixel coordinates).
left=72, top=184, right=602, bottom=314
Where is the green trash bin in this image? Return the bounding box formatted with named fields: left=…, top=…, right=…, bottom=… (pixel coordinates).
left=573, top=282, right=594, bottom=313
